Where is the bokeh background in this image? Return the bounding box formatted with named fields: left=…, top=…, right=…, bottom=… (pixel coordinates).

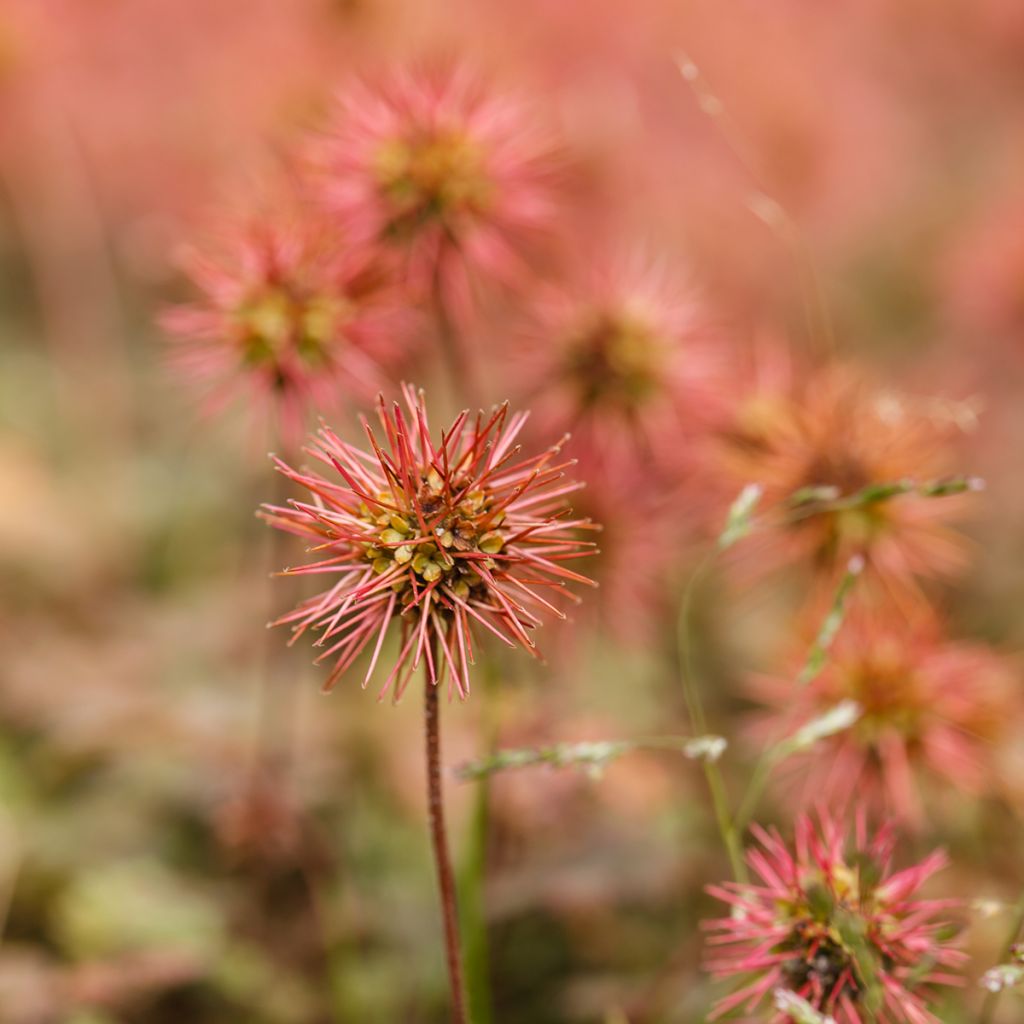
left=2, top=1, right=1024, bottom=1021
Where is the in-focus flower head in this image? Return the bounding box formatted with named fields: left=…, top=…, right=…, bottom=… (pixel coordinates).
left=747, top=616, right=1017, bottom=825
left=514, top=253, right=723, bottom=474
left=163, top=191, right=406, bottom=442
left=715, top=360, right=976, bottom=612
left=262, top=385, right=598, bottom=699
left=318, top=63, right=561, bottom=304
left=704, top=809, right=964, bottom=1023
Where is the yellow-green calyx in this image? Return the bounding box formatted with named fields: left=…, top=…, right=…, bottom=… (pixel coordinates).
left=564, top=310, right=666, bottom=411
left=235, top=288, right=349, bottom=372
left=359, top=472, right=507, bottom=599
left=374, top=130, right=493, bottom=236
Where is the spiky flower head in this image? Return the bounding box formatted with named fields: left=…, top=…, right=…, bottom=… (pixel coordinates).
left=163, top=194, right=405, bottom=442
left=704, top=810, right=964, bottom=1023
left=514, top=255, right=722, bottom=474
left=261, top=385, right=597, bottom=699
left=715, top=363, right=976, bottom=612
left=747, top=617, right=1017, bottom=826
left=318, top=64, right=560, bottom=304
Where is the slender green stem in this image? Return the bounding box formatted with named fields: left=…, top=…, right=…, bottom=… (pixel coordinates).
left=732, top=751, right=778, bottom=837
left=459, top=765, right=494, bottom=1024
left=705, top=763, right=746, bottom=884
left=980, top=893, right=1024, bottom=1024
left=458, top=658, right=498, bottom=1024
left=676, top=552, right=746, bottom=882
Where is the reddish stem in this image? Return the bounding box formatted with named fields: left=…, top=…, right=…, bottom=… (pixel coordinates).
left=424, top=675, right=468, bottom=1024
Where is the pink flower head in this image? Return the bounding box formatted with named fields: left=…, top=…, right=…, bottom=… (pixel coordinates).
left=714, top=361, right=975, bottom=614
left=747, top=616, right=1017, bottom=826
left=163, top=196, right=406, bottom=443
left=261, top=385, right=598, bottom=699
left=317, top=64, right=560, bottom=306
left=512, top=254, right=723, bottom=475
left=704, top=810, right=964, bottom=1023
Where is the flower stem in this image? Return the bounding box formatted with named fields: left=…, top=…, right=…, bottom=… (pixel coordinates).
left=676, top=552, right=747, bottom=882
left=459, top=761, right=494, bottom=1024
left=425, top=676, right=469, bottom=1024
left=732, top=751, right=777, bottom=836
left=458, top=666, right=499, bottom=1024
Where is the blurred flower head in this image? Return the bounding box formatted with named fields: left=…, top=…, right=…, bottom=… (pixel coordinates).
left=704, top=809, right=964, bottom=1022
left=747, top=616, right=1018, bottom=826
left=317, top=63, right=561, bottom=306
left=715, top=361, right=975, bottom=611
left=262, top=385, right=597, bottom=699
left=163, top=190, right=406, bottom=443
left=514, top=254, right=723, bottom=475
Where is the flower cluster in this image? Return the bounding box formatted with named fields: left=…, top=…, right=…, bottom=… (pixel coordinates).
left=165, top=63, right=561, bottom=437
left=150, top=37, right=1017, bottom=1024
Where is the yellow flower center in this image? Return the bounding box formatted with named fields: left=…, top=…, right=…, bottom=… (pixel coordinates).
left=360, top=473, right=506, bottom=601
left=235, top=288, right=350, bottom=376
left=374, top=130, right=494, bottom=237
left=563, top=311, right=666, bottom=411
left=839, top=653, right=924, bottom=741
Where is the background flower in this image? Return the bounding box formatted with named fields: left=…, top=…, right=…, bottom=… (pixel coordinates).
left=714, top=362, right=977, bottom=615
left=316, top=63, right=562, bottom=312
left=163, top=187, right=410, bottom=444
left=704, top=810, right=965, bottom=1023
left=745, top=615, right=1020, bottom=826
left=510, top=252, right=725, bottom=477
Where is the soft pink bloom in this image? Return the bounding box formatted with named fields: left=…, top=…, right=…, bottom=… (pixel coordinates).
left=704, top=810, right=965, bottom=1023
left=746, top=616, right=1018, bottom=826
left=316, top=64, right=561, bottom=310
left=511, top=254, right=724, bottom=476
left=261, top=385, right=597, bottom=699
left=713, top=359, right=976, bottom=615
left=163, top=195, right=407, bottom=443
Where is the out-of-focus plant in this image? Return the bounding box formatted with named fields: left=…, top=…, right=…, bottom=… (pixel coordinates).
left=704, top=810, right=965, bottom=1022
